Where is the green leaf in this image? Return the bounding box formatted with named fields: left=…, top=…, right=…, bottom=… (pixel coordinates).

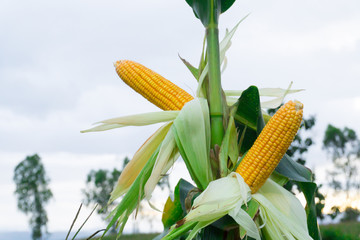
left=269, top=170, right=289, bottom=186
left=220, top=0, right=236, bottom=14
left=233, top=86, right=264, bottom=154
left=178, top=179, right=197, bottom=213
left=162, top=180, right=188, bottom=229
left=185, top=0, right=221, bottom=26
left=234, top=86, right=264, bottom=132
left=185, top=0, right=236, bottom=26
left=275, top=154, right=313, bottom=182
left=161, top=179, right=198, bottom=236
left=298, top=182, right=321, bottom=240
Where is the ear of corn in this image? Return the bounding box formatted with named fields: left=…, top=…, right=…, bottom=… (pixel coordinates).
left=115, top=60, right=194, bottom=111
left=236, top=100, right=303, bottom=193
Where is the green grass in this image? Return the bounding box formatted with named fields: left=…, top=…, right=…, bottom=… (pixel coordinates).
left=87, top=222, right=360, bottom=240
left=320, top=221, right=360, bottom=240
left=94, top=233, right=159, bottom=240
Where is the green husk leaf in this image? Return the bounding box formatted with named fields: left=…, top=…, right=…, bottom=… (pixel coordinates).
left=219, top=116, right=239, bottom=177
left=179, top=54, right=200, bottom=80
left=110, top=123, right=172, bottom=202
left=103, top=147, right=160, bottom=238
left=172, top=98, right=213, bottom=190
left=144, top=130, right=179, bottom=199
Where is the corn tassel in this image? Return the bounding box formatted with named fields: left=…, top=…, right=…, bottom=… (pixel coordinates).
left=115, top=60, right=194, bottom=110
left=236, top=100, right=303, bottom=193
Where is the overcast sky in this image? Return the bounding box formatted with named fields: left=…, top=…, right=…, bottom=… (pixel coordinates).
left=1, top=0, right=360, bottom=235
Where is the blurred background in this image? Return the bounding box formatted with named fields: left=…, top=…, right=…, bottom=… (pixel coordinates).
left=1, top=0, right=360, bottom=239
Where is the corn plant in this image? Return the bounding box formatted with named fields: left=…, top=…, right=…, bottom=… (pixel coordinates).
left=82, top=1, right=321, bottom=239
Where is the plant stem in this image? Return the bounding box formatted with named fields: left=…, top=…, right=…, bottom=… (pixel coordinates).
left=206, top=24, right=224, bottom=147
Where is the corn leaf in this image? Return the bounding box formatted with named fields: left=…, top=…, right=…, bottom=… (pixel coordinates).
left=234, top=86, right=264, bottom=132
left=172, top=98, right=213, bottom=190
left=185, top=0, right=221, bottom=26
left=162, top=180, right=187, bottom=229
left=275, top=154, right=313, bottom=182
left=109, top=123, right=172, bottom=202
left=298, top=182, right=321, bottom=240
left=185, top=0, right=237, bottom=26
left=161, top=179, right=196, bottom=230
left=233, top=86, right=264, bottom=154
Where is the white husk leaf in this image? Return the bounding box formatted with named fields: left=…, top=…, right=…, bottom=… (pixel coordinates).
left=228, top=201, right=261, bottom=240
left=81, top=111, right=178, bottom=133
left=253, top=179, right=313, bottom=240
left=144, top=130, right=179, bottom=199
left=184, top=172, right=251, bottom=223
left=178, top=173, right=260, bottom=239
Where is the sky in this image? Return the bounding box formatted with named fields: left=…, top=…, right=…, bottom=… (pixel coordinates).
left=1, top=0, right=360, bottom=235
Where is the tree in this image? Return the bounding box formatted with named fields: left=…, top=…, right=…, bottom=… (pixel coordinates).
left=83, top=168, right=121, bottom=214
left=341, top=207, right=360, bottom=222
left=13, top=154, right=53, bottom=240
left=323, top=124, right=360, bottom=202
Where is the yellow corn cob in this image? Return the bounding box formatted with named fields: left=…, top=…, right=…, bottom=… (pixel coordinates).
left=115, top=60, right=194, bottom=111
left=236, top=100, right=303, bottom=193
